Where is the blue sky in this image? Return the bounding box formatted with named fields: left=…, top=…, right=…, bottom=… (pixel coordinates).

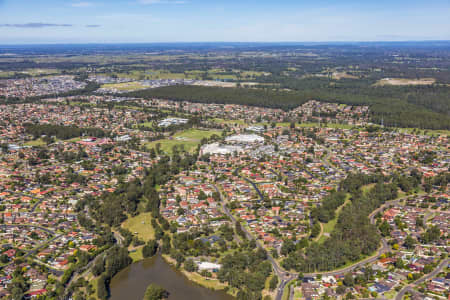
left=0, top=0, right=449, bottom=44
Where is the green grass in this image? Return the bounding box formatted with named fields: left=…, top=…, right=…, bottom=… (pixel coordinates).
left=23, top=139, right=46, bottom=146
left=0, top=71, right=17, bottom=78
left=174, top=128, right=221, bottom=140
left=384, top=290, right=397, bottom=299
left=138, top=122, right=154, bottom=128
left=122, top=212, right=155, bottom=242
left=90, top=276, right=100, bottom=300
left=66, top=137, right=83, bottom=142
left=146, top=129, right=221, bottom=154
left=98, top=68, right=244, bottom=81
left=398, top=127, right=450, bottom=137
left=281, top=281, right=294, bottom=300
left=182, top=271, right=229, bottom=291
left=318, top=194, right=351, bottom=244
left=129, top=246, right=144, bottom=262
left=101, top=81, right=147, bottom=91
left=294, top=289, right=303, bottom=299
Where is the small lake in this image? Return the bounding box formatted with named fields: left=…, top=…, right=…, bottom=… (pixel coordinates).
left=110, top=255, right=234, bottom=300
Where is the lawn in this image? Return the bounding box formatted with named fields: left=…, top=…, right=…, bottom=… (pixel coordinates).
left=23, top=139, right=46, bottom=146
left=384, top=290, right=397, bottom=299
left=138, top=121, right=154, bottom=128
left=101, top=81, right=147, bottom=91
left=294, top=290, right=303, bottom=299
left=147, top=139, right=199, bottom=155
left=174, top=128, right=221, bottom=140
left=121, top=212, right=155, bottom=242
left=182, top=271, right=229, bottom=291
left=66, top=137, right=83, bottom=143
left=399, top=127, right=450, bottom=137
left=146, top=129, right=221, bottom=154
left=129, top=246, right=144, bottom=262
left=282, top=281, right=294, bottom=300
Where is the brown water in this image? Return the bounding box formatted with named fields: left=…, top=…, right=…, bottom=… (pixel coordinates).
left=109, top=255, right=234, bottom=300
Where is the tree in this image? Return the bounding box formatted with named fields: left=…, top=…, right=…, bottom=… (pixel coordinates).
left=310, top=222, right=321, bottom=238
left=184, top=259, right=197, bottom=272
left=379, top=220, right=391, bottom=237
left=420, top=225, right=441, bottom=244
left=92, top=257, right=105, bottom=276
left=395, top=258, right=405, bottom=269
left=11, top=287, right=24, bottom=300
left=97, top=275, right=108, bottom=300
left=143, top=283, right=168, bottom=300
left=0, top=254, right=9, bottom=263
left=143, top=240, right=158, bottom=258
left=343, top=273, right=354, bottom=287
left=336, top=285, right=346, bottom=295
left=269, top=275, right=279, bottom=290
left=423, top=264, right=434, bottom=274
left=404, top=235, right=416, bottom=249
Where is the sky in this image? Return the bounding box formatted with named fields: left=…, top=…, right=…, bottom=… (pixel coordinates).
left=0, top=0, right=449, bottom=44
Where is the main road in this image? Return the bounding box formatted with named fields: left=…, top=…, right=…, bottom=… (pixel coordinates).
left=214, top=175, right=414, bottom=300
left=212, top=183, right=292, bottom=300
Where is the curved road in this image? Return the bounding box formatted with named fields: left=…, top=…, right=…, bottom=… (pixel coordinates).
left=212, top=183, right=290, bottom=300
left=395, top=258, right=449, bottom=300
left=217, top=173, right=418, bottom=300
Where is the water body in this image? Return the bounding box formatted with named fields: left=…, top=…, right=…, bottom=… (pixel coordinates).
left=110, top=255, right=234, bottom=300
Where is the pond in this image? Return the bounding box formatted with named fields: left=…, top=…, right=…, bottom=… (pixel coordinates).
left=110, top=255, right=234, bottom=300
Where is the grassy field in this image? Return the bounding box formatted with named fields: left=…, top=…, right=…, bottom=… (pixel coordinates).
left=24, top=136, right=84, bottom=146
left=129, top=246, right=144, bottom=262
left=294, top=288, right=303, bottom=299
left=384, top=290, right=397, bottom=299
left=146, top=129, right=221, bottom=154
left=0, top=71, right=16, bottom=78
left=399, top=127, right=450, bottom=136
left=101, top=81, right=147, bottom=91
left=66, top=137, right=83, bottom=142
left=96, top=68, right=267, bottom=82
left=0, top=68, right=59, bottom=77
left=23, top=139, right=47, bottom=146
left=121, top=212, right=155, bottom=242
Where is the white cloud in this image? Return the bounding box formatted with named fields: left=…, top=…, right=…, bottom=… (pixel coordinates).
left=71, top=2, right=94, bottom=7
left=138, top=0, right=187, bottom=4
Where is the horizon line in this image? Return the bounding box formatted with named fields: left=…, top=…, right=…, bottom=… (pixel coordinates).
left=1, top=40, right=450, bottom=46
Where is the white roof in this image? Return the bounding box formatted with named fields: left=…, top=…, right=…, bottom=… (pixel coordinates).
left=197, top=262, right=221, bottom=270
left=225, top=134, right=264, bottom=143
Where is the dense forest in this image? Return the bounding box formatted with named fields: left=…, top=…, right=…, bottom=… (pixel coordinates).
left=126, top=84, right=450, bottom=130
left=281, top=173, right=400, bottom=272
left=23, top=123, right=109, bottom=140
